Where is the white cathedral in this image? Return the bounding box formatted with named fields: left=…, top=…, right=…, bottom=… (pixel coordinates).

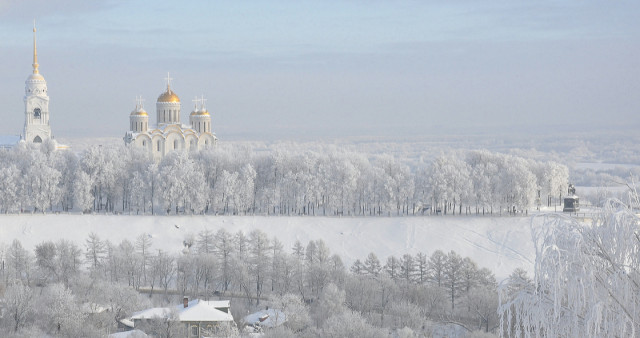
left=124, top=75, right=218, bottom=159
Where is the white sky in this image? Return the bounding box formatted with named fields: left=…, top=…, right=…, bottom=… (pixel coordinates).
left=0, top=1, right=638, bottom=140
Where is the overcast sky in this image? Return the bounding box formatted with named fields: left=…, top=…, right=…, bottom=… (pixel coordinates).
left=0, top=1, right=638, bottom=141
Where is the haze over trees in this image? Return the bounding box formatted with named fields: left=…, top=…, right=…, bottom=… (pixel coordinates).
left=0, top=142, right=569, bottom=216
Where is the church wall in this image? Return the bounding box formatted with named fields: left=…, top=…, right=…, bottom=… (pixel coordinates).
left=185, top=134, right=198, bottom=152
left=151, top=135, right=165, bottom=160
left=197, top=134, right=216, bottom=150
left=165, top=131, right=185, bottom=155
left=133, top=134, right=153, bottom=157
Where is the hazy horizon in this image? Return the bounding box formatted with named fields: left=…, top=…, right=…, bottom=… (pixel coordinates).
left=1, top=1, right=639, bottom=141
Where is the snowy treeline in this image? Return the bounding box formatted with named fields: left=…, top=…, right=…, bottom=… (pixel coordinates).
left=499, top=197, right=640, bottom=337
left=0, top=140, right=568, bottom=216
left=0, top=229, right=501, bottom=337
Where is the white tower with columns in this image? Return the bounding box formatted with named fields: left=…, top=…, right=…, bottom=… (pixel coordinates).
left=189, top=96, right=212, bottom=134
left=24, top=22, right=52, bottom=143
left=130, top=96, right=149, bottom=133
left=156, top=73, right=181, bottom=125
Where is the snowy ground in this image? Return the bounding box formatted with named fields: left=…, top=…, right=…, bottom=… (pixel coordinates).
left=0, top=214, right=545, bottom=280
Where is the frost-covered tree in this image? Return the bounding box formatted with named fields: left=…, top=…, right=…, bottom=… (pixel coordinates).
left=73, top=169, right=93, bottom=213
left=499, top=200, right=640, bottom=337
left=428, top=250, right=446, bottom=288
left=26, top=154, right=62, bottom=212
left=55, top=239, right=82, bottom=287
left=428, top=154, right=472, bottom=215
left=248, top=229, right=271, bottom=304
left=313, top=283, right=346, bottom=326
left=0, top=165, right=20, bottom=213
left=384, top=255, right=401, bottom=281
left=40, top=283, right=86, bottom=336
left=214, top=228, right=234, bottom=292
left=399, top=254, right=414, bottom=283
left=350, top=259, right=365, bottom=275
left=364, top=252, right=382, bottom=278
left=443, top=251, right=464, bottom=311
left=320, top=310, right=386, bottom=338
left=135, top=233, right=153, bottom=285
left=35, top=241, right=58, bottom=284
left=3, top=282, right=34, bottom=333
left=153, top=250, right=175, bottom=296
left=85, top=232, right=106, bottom=273
left=157, top=152, right=191, bottom=214
left=6, top=239, right=32, bottom=284
left=413, top=252, right=428, bottom=284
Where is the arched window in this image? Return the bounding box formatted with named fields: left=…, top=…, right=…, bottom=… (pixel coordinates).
left=174, top=140, right=178, bottom=149
left=157, top=140, right=160, bottom=151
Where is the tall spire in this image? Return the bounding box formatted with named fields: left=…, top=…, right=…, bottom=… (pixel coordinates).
left=32, top=20, right=39, bottom=74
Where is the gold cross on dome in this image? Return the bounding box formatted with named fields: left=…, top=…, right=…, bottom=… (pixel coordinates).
left=200, top=95, right=207, bottom=110
left=164, top=72, right=173, bottom=89
left=136, top=95, right=145, bottom=109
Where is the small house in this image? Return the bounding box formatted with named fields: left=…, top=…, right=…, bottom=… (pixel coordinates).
left=129, top=298, right=234, bottom=337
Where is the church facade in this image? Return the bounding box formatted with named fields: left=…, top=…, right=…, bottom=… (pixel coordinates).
left=124, top=76, right=217, bottom=160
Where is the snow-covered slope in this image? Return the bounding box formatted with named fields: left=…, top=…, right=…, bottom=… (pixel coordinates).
left=0, top=214, right=539, bottom=280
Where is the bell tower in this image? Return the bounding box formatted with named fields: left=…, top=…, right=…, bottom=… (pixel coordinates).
left=23, top=21, right=52, bottom=143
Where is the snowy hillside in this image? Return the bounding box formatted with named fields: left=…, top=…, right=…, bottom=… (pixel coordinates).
left=0, top=214, right=540, bottom=280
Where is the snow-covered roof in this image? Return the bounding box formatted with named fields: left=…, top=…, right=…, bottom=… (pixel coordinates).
left=131, top=307, right=171, bottom=320
left=130, top=299, right=233, bottom=323
left=81, top=302, right=108, bottom=314
left=178, top=300, right=233, bottom=322
left=244, top=308, right=287, bottom=328
left=119, top=318, right=134, bottom=328
left=201, top=300, right=230, bottom=309
left=108, top=329, right=148, bottom=338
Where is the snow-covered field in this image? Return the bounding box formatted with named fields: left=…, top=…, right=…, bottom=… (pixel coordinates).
left=0, top=214, right=541, bottom=280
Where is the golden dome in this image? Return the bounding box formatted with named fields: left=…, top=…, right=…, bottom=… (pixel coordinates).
left=190, top=109, right=210, bottom=116
left=157, top=88, right=180, bottom=103
left=131, top=108, right=148, bottom=116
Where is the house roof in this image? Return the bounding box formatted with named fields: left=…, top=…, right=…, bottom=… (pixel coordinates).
left=130, top=299, right=233, bottom=323
left=108, top=329, right=148, bottom=338
left=243, top=309, right=287, bottom=328
left=179, top=300, right=233, bottom=322
left=131, top=307, right=171, bottom=320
